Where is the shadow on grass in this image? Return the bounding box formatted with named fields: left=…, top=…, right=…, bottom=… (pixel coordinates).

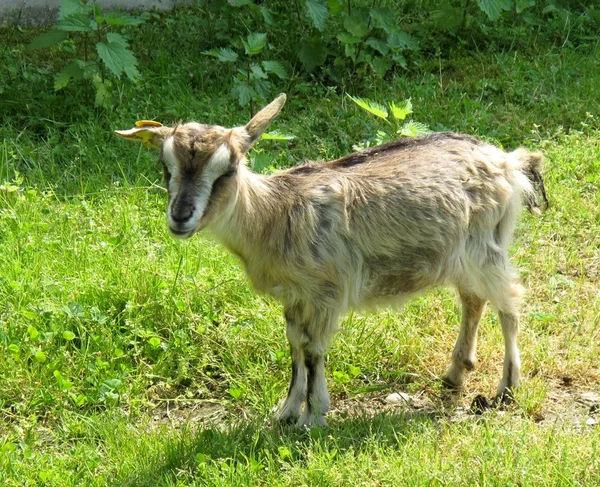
left=113, top=407, right=445, bottom=486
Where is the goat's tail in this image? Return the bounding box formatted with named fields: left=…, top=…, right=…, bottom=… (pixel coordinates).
left=511, top=149, right=549, bottom=214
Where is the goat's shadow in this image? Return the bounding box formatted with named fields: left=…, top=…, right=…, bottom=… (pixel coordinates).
left=113, top=390, right=483, bottom=486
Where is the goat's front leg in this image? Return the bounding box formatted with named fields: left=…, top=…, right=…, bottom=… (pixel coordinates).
left=297, top=346, right=330, bottom=428
left=276, top=323, right=307, bottom=424
left=278, top=303, right=335, bottom=427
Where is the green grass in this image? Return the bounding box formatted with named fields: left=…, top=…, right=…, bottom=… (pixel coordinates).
left=1, top=6, right=600, bottom=486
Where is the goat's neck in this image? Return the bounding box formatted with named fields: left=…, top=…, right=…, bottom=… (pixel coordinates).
left=208, top=164, right=275, bottom=263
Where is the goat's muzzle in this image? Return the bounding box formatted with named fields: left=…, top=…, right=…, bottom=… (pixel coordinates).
left=168, top=207, right=197, bottom=239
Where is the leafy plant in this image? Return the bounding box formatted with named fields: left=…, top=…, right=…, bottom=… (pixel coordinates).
left=294, top=1, right=419, bottom=78
left=347, top=94, right=431, bottom=150
left=28, top=0, right=144, bottom=108
left=204, top=32, right=288, bottom=116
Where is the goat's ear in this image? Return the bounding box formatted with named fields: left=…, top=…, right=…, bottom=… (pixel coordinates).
left=242, top=93, right=287, bottom=149
left=114, top=122, right=172, bottom=148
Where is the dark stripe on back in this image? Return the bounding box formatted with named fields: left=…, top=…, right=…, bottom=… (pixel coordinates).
left=327, top=132, right=483, bottom=169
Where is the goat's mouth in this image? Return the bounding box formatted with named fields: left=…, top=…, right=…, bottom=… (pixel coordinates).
left=168, top=225, right=195, bottom=239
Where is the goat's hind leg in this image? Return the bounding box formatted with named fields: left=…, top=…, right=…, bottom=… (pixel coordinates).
left=478, top=262, right=523, bottom=404
left=495, top=309, right=521, bottom=403
left=442, top=290, right=487, bottom=389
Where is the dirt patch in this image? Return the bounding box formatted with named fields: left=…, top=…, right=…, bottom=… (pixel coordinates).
left=329, top=376, right=600, bottom=428
left=148, top=374, right=600, bottom=430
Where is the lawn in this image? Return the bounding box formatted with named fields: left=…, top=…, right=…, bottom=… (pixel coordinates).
left=1, top=4, right=599, bottom=486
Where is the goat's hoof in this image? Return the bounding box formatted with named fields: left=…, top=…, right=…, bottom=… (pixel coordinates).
left=470, top=394, right=490, bottom=414
left=276, top=415, right=300, bottom=427
left=492, top=388, right=515, bottom=407
left=297, top=412, right=329, bottom=429
left=440, top=374, right=462, bottom=390
left=275, top=409, right=302, bottom=426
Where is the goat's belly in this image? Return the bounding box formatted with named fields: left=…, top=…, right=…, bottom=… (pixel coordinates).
left=358, top=271, right=440, bottom=310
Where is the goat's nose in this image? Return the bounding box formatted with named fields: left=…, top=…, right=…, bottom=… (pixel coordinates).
left=171, top=204, right=194, bottom=223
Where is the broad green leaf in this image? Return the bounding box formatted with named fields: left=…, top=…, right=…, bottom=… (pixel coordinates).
left=54, top=67, right=74, bottom=91
left=365, top=37, right=389, bottom=55
left=96, top=39, right=139, bottom=81
left=57, top=12, right=93, bottom=32
left=243, top=32, right=267, bottom=56
left=92, top=76, right=113, bottom=108
left=261, top=130, right=295, bottom=140
left=392, top=52, right=407, bottom=68
left=229, top=387, right=243, bottom=400
left=262, top=60, right=287, bottom=79
left=337, top=32, right=361, bottom=44
left=147, top=337, right=161, bottom=348
left=58, top=0, right=84, bottom=20
left=124, top=59, right=140, bottom=83
left=105, top=32, right=127, bottom=47
left=344, top=9, right=370, bottom=38
left=250, top=63, right=267, bottom=80
left=347, top=95, right=388, bottom=120
left=305, top=0, right=328, bottom=31
left=476, top=0, right=512, bottom=20
left=203, top=47, right=239, bottom=63
left=28, top=30, right=68, bottom=50
left=103, top=378, right=122, bottom=390
left=34, top=351, right=47, bottom=363
left=62, top=331, right=76, bottom=341
left=371, top=57, right=393, bottom=78
left=217, top=48, right=239, bottom=62
left=344, top=43, right=356, bottom=59
left=348, top=365, right=361, bottom=378
left=21, top=310, right=37, bottom=320
left=253, top=78, right=272, bottom=100
left=55, top=372, right=74, bottom=391
left=333, top=370, right=350, bottom=384
left=27, top=326, right=40, bottom=340
left=399, top=121, right=431, bottom=137
left=327, top=0, right=344, bottom=15
left=259, top=6, right=277, bottom=25
left=389, top=99, right=412, bottom=120
left=77, top=59, right=100, bottom=80
left=369, top=7, right=397, bottom=34
left=431, top=6, right=464, bottom=34
left=203, top=49, right=219, bottom=58
left=93, top=4, right=103, bottom=23
left=387, top=30, right=419, bottom=50
left=515, top=0, right=535, bottom=13
left=104, top=11, right=144, bottom=26
left=231, top=80, right=256, bottom=107
left=298, top=38, right=327, bottom=72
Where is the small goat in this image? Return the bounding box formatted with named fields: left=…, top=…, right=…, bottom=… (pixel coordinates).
left=116, top=94, right=547, bottom=427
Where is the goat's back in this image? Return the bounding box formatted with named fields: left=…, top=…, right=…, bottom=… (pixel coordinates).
left=259, top=133, right=538, bottom=309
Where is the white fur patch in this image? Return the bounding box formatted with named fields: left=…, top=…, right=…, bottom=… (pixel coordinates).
left=162, top=136, right=179, bottom=180
left=165, top=142, right=231, bottom=235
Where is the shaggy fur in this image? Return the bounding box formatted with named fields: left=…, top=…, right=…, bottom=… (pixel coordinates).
left=116, top=94, right=548, bottom=427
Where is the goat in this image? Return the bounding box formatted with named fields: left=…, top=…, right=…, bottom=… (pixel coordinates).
left=116, top=94, right=548, bottom=427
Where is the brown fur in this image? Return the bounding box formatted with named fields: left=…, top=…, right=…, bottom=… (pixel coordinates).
left=116, top=94, right=547, bottom=427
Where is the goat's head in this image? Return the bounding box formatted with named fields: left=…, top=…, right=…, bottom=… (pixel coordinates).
left=115, top=94, right=286, bottom=238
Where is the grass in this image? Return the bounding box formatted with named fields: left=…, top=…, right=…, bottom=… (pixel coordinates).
left=1, top=5, right=600, bottom=485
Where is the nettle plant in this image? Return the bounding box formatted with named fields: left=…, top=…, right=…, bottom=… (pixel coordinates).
left=204, top=32, right=287, bottom=116
left=29, top=0, right=143, bottom=108
left=347, top=95, right=431, bottom=150
left=291, top=1, right=419, bottom=77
